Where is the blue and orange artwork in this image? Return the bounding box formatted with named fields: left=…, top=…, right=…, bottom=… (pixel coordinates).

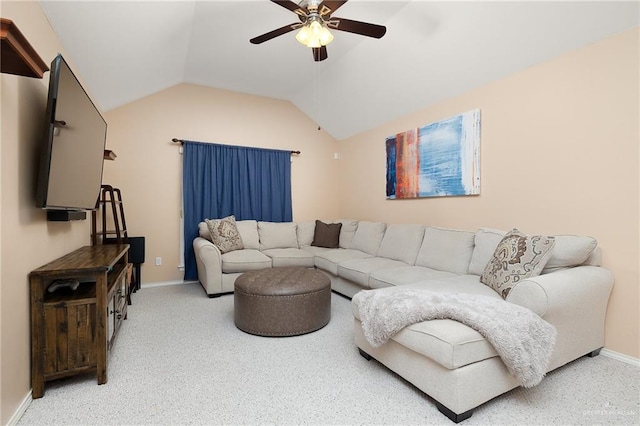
left=386, top=109, right=480, bottom=199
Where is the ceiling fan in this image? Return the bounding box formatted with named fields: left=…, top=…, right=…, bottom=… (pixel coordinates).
left=250, top=0, right=387, bottom=62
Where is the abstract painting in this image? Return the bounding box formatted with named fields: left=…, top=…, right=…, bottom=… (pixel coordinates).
left=386, top=109, right=480, bottom=199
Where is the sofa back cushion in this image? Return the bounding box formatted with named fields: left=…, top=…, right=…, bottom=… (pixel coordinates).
left=198, top=219, right=259, bottom=250
left=258, top=221, right=298, bottom=250
left=416, top=226, right=475, bottom=274
left=338, top=219, right=358, bottom=249
left=296, top=221, right=316, bottom=248
left=198, top=222, right=211, bottom=240
left=468, top=228, right=506, bottom=276
left=236, top=220, right=259, bottom=249
left=377, top=224, right=426, bottom=265
left=541, top=235, right=598, bottom=274
left=350, top=221, right=386, bottom=255
left=468, top=229, right=599, bottom=276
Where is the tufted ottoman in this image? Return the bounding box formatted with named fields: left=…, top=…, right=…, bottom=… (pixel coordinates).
left=234, top=267, right=331, bottom=336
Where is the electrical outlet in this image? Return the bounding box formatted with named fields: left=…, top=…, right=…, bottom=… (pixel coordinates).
left=155, top=257, right=162, bottom=266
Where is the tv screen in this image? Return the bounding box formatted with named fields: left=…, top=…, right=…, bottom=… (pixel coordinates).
left=36, top=54, right=107, bottom=214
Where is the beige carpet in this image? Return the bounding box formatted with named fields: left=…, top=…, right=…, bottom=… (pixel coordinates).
left=18, top=282, right=640, bottom=425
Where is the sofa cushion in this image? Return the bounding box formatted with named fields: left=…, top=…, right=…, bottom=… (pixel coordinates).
left=338, top=257, right=409, bottom=288
left=481, top=229, right=556, bottom=299
left=394, top=319, right=499, bottom=370
left=350, top=221, right=386, bottom=256
left=416, top=226, right=475, bottom=274
left=369, top=266, right=459, bottom=290
left=296, top=221, right=316, bottom=248
left=315, top=249, right=373, bottom=276
left=338, top=219, right=358, bottom=249
left=351, top=285, right=500, bottom=370
left=262, top=248, right=315, bottom=268
left=377, top=224, right=426, bottom=265
left=205, top=216, right=244, bottom=254
left=430, top=275, right=513, bottom=298
left=468, top=228, right=506, bottom=276
left=198, top=222, right=212, bottom=241
left=303, top=246, right=332, bottom=256
left=542, top=235, right=597, bottom=274
left=318, top=219, right=359, bottom=248
left=221, top=249, right=272, bottom=273
left=258, top=221, right=298, bottom=250
left=236, top=220, right=259, bottom=250
left=312, top=220, right=342, bottom=248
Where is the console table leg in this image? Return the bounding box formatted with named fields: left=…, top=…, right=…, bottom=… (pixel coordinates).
left=30, top=277, right=45, bottom=398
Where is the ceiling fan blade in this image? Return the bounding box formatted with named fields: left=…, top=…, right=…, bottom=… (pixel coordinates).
left=329, top=17, right=386, bottom=39
left=271, top=0, right=307, bottom=17
left=318, top=1, right=348, bottom=17
left=312, top=46, right=328, bottom=62
left=250, top=23, right=301, bottom=44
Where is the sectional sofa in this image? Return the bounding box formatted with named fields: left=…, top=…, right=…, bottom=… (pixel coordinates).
left=193, top=219, right=613, bottom=422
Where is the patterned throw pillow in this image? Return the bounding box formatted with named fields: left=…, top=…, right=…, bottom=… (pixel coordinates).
left=205, top=216, right=244, bottom=254
left=481, top=229, right=555, bottom=299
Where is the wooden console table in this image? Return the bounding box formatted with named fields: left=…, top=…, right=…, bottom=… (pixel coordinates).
left=29, top=244, right=130, bottom=398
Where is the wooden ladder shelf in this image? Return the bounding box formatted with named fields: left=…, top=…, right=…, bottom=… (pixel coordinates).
left=92, top=185, right=129, bottom=246
left=92, top=185, right=135, bottom=301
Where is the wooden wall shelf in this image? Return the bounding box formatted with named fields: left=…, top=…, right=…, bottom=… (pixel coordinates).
left=104, top=150, right=117, bottom=160
left=1, top=18, right=49, bottom=78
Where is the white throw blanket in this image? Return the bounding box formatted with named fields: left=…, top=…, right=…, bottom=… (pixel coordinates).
left=353, top=287, right=557, bottom=388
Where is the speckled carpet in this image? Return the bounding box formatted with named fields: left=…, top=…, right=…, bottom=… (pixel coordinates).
left=18, top=282, right=640, bottom=425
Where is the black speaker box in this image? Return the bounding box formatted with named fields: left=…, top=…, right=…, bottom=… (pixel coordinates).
left=47, top=209, right=87, bottom=221
left=128, top=236, right=145, bottom=264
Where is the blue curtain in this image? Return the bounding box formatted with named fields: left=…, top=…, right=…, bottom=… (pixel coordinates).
left=182, top=141, right=293, bottom=280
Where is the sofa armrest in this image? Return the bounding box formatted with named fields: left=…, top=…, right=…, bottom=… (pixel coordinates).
left=193, top=237, right=223, bottom=295
left=507, top=266, right=614, bottom=369
left=507, top=266, right=613, bottom=317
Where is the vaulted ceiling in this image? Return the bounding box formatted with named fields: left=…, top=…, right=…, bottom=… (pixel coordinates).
left=39, top=1, right=639, bottom=140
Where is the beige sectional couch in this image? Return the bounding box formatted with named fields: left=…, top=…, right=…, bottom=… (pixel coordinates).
left=193, top=219, right=613, bottom=422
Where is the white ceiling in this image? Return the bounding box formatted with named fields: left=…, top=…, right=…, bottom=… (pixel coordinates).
left=39, top=0, right=639, bottom=140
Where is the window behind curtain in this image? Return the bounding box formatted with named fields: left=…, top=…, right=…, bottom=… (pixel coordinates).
left=182, top=141, right=293, bottom=280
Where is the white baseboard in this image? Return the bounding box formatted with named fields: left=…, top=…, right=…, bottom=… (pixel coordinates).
left=7, top=390, right=32, bottom=425
left=601, top=348, right=640, bottom=367
left=140, top=280, right=198, bottom=289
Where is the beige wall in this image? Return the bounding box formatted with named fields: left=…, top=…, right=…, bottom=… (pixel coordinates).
left=0, top=1, right=92, bottom=423
left=102, top=84, right=340, bottom=284
left=338, top=28, right=640, bottom=358
left=1, top=2, right=638, bottom=422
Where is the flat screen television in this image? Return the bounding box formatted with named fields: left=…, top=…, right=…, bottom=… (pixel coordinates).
left=36, top=54, right=107, bottom=221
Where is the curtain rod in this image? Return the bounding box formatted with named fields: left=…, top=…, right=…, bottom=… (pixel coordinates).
left=171, top=138, right=301, bottom=155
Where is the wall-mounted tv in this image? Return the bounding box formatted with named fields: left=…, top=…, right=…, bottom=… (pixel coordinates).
left=36, top=54, right=107, bottom=221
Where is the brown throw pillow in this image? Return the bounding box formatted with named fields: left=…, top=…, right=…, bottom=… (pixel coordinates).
left=481, top=228, right=555, bottom=299
left=205, top=215, right=244, bottom=254
left=311, top=220, right=342, bottom=248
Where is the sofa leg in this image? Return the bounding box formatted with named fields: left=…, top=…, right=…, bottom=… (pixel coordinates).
left=587, top=348, right=602, bottom=357
left=208, top=293, right=222, bottom=298
left=358, top=348, right=372, bottom=361
left=435, top=401, right=473, bottom=423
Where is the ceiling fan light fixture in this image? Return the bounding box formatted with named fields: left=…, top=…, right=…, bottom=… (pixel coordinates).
left=296, top=18, right=334, bottom=48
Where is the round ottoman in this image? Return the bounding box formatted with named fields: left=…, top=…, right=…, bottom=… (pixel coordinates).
left=234, top=267, right=331, bottom=336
